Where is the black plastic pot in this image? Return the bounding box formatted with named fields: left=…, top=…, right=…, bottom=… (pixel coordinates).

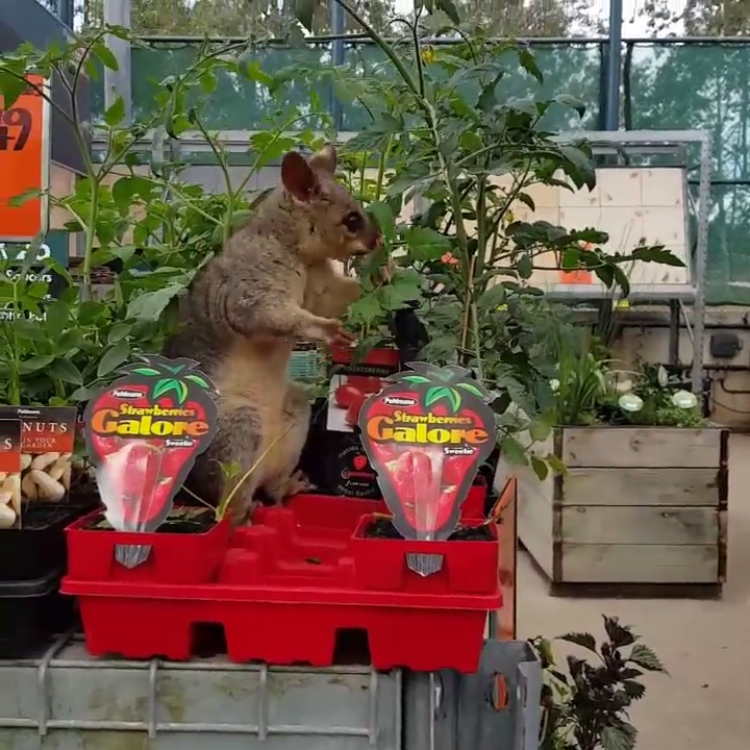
left=0, top=569, right=77, bottom=658
left=0, top=503, right=93, bottom=582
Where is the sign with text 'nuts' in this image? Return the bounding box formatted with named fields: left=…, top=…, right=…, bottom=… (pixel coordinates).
left=0, top=406, right=76, bottom=505
left=0, top=420, right=22, bottom=528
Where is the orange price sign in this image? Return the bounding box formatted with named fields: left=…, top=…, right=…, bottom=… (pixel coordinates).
left=0, top=74, right=51, bottom=242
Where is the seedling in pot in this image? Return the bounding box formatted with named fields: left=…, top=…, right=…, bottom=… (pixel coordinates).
left=183, top=424, right=299, bottom=524
left=83, top=353, right=220, bottom=567
left=357, top=362, right=497, bottom=569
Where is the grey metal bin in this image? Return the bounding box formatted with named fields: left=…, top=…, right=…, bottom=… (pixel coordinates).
left=0, top=633, right=542, bottom=750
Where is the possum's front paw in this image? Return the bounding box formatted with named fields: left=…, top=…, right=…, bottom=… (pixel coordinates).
left=310, top=318, right=355, bottom=348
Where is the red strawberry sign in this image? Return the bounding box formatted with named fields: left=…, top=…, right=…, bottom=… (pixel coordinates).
left=357, top=362, right=496, bottom=540
left=83, top=354, right=219, bottom=532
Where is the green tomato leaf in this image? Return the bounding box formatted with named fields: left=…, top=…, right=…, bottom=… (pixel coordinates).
left=517, top=47, right=543, bottom=83
left=199, top=70, right=218, bottom=94
left=554, top=94, right=586, bottom=118
left=630, top=245, right=685, bottom=267
left=529, top=418, right=552, bottom=442
left=103, top=95, right=126, bottom=127
left=368, top=201, right=396, bottom=244
left=559, top=145, right=596, bottom=191
left=530, top=454, right=549, bottom=481
left=0, top=70, right=30, bottom=109
left=92, top=40, right=119, bottom=71
left=543, top=452, right=567, bottom=474
left=517, top=254, right=533, bottom=280
left=403, top=226, right=451, bottom=262
left=499, top=434, right=529, bottom=466
left=435, top=0, right=460, bottom=23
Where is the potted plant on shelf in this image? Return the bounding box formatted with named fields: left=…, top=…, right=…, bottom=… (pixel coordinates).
left=509, top=332, right=728, bottom=594
left=0, top=28, right=365, bottom=578
left=64, top=353, right=236, bottom=585
left=351, top=362, right=501, bottom=593
left=283, top=4, right=684, bottom=490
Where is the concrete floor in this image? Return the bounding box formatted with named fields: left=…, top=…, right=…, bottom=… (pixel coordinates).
left=517, top=433, right=750, bottom=750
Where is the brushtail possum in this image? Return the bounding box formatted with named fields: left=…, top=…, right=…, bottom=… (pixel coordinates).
left=163, top=145, right=382, bottom=521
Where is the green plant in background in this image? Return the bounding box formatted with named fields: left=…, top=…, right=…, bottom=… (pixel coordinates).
left=548, top=328, right=706, bottom=428
left=0, top=29, right=338, bottom=406
left=601, top=364, right=706, bottom=428
left=552, top=328, right=612, bottom=426
left=287, top=4, right=686, bottom=476
left=530, top=616, right=667, bottom=750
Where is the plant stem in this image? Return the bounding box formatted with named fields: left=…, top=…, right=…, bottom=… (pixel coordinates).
left=217, top=423, right=295, bottom=521
left=375, top=136, right=391, bottom=201
left=333, top=0, right=423, bottom=109
left=80, top=180, right=99, bottom=301
left=233, top=112, right=321, bottom=199
left=9, top=282, right=21, bottom=405
left=192, top=114, right=235, bottom=245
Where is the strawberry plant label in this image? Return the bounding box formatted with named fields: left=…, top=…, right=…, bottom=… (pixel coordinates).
left=357, top=363, right=496, bottom=540
left=0, top=420, right=22, bottom=527
left=326, top=347, right=401, bottom=433
left=83, top=355, right=219, bottom=566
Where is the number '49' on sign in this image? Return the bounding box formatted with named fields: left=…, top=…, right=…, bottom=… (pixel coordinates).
left=0, top=109, right=32, bottom=152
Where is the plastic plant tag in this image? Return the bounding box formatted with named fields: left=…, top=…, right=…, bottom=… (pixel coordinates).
left=0, top=406, right=77, bottom=506
left=84, top=354, right=219, bottom=568
left=358, top=362, right=496, bottom=544
left=0, top=420, right=22, bottom=527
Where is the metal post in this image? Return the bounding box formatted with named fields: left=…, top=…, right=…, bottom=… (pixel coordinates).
left=103, top=0, right=132, bottom=125
left=59, top=0, right=74, bottom=28
left=329, top=0, right=346, bottom=132
left=604, top=0, right=623, bottom=129
left=691, top=133, right=712, bottom=393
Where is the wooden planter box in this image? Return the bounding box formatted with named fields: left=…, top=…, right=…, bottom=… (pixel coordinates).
left=503, top=426, right=729, bottom=596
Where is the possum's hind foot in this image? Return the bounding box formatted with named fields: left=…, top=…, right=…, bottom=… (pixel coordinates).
left=265, top=469, right=316, bottom=504
left=285, top=469, right=316, bottom=498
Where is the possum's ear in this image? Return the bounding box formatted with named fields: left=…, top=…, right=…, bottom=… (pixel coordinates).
left=281, top=151, right=319, bottom=201
left=308, top=144, right=337, bottom=174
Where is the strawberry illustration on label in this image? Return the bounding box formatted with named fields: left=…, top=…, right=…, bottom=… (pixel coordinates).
left=358, top=362, right=496, bottom=540
left=84, top=354, right=219, bottom=533
left=353, top=455, right=368, bottom=471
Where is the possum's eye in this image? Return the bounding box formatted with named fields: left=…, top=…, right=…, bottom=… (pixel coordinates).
left=342, top=212, right=365, bottom=233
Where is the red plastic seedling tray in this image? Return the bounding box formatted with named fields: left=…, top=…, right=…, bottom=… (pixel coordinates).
left=62, top=491, right=500, bottom=672
left=285, top=481, right=489, bottom=528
